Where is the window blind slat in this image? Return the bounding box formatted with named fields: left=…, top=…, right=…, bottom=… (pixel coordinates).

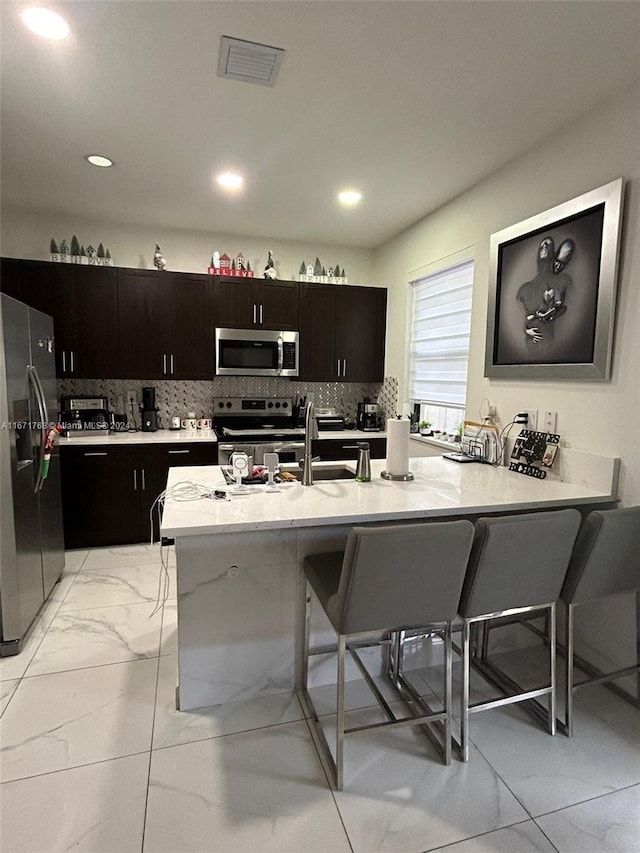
left=408, top=259, right=474, bottom=406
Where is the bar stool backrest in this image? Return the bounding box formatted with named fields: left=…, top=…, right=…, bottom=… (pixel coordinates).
left=459, top=509, right=582, bottom=619
left=331, top=521, right=475, bottom=635
left=560, top=506, right=640, bottom=604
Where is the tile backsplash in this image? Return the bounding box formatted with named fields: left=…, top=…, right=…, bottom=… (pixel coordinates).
left=58, top=376, right=398, bottom=429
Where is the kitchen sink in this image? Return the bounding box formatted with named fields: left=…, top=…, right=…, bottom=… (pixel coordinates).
left=278, top=464, right=356, bottom=482
left=308, top=466, right=356, bottom=481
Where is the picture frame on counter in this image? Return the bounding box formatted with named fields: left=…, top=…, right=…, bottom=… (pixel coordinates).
left=484, top=178, right=624, bottom=380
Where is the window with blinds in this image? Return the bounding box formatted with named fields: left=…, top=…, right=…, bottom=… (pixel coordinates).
left=408, top=259, right=474, bottom=407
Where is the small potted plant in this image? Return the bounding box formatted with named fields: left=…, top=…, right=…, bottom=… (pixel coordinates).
left=455, top=422, right=464, bottom=443
left=419, top=420, right=432, bottom=436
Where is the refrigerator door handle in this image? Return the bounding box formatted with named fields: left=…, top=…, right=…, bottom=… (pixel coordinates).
left=27, top=365, right=47, bottom=493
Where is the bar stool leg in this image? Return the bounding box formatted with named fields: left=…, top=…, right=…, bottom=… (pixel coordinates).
left=461, top=618, right=472, bottom=762
left=444, top=622, right=453, bottom=765
left=548, top=602, right=557, bottom=736
left=565, top=601, right=575, bottom=737
left=336, top=634, right=346, bottom=790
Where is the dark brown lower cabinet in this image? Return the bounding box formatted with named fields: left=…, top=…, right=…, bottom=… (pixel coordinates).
left=313, top=437, right=386, bottom=461
left=61, top=442, right=217, bottom=548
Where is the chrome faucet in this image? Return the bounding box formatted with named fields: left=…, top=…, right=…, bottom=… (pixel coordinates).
left=301, top=400, right=319, bottom=485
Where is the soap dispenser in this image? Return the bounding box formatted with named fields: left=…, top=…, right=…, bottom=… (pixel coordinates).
left=345, top=441, right=371, bottom=482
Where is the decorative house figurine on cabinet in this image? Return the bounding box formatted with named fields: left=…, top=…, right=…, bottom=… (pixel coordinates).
left=86, top=245, right=98, bottom=264
left=298, top=257, right=348, bottom=283
left=207, top=250, right=253, bottom=277
left=59, top=238, right=69, bottom=263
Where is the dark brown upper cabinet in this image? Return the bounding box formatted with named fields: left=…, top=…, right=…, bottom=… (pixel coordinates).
left=212, top=276, right=299, bottom=331
left=1, top=258, right=120, bottom=378
left=299, top=283, right=387, bottom=382
left=117, top=268, right=214, bottom=380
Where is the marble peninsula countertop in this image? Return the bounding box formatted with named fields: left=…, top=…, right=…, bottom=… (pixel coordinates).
left=160, top=456, right=618, bottom=538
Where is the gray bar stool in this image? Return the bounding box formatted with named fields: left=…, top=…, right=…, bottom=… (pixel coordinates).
left=298, top=520, right=475, bottom=790
left=458, top=508, right=581, bottom=761
left=560, top=505, right=640, bottom=736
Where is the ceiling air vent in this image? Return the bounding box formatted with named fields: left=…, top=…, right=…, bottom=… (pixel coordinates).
left=218, top=36, right=284, bottom=87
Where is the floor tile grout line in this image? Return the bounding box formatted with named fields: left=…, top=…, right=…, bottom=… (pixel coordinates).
left=0, top=748, right=153, bottom=787
left=18, top=653, right=161, bottom=681
left=531, top=779, right=640, bottom=820
left=141, top=641, right=163, bottom=853
left=418, top=818, right=542, bottom=853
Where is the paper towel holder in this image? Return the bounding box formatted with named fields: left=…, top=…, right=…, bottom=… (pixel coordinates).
left=381, top=470, right=415, bottom=481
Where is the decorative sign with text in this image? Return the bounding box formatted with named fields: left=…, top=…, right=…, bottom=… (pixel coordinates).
left=509, top=429, right=560, bottom=479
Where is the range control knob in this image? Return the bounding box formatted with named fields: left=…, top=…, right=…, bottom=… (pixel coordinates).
left=267, top=402, right=273, bottom=408
left=282, top=402, right=288, bottom=408
left=226, top=401, right=232, bottom=408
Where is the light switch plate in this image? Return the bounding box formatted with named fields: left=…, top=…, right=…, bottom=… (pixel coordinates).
left=543, top=410, right=557, bottom=433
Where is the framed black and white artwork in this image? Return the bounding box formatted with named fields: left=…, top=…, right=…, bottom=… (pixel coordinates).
left=484, top=178, right=624, bottom=380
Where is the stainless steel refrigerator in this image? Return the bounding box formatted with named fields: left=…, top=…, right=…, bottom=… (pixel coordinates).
left=0, top=294, right=65, bottom=656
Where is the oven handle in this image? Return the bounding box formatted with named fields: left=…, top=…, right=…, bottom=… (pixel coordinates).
left=273, top=442, right=305, bottom=451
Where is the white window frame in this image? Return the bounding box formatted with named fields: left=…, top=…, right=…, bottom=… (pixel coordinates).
left=406, top=247, right=474, bottom=433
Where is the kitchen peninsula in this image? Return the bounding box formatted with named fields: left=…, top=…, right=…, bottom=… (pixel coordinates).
left=161, top=453, right=619, bottom=712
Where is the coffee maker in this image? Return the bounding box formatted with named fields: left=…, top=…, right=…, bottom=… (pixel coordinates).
left=141, top=386, right=158, bottom=432
left=357, top=398, right=380, bottom=431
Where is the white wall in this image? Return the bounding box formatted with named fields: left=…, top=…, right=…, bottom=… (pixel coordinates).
left=375, top=81, right=640, bottom=506
left=0, top=210, right=376, bottom=286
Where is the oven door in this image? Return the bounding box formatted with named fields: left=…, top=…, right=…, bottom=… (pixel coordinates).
left=269, top=442, right=305, bottom=464
left=218, top=443, right=256, bottom=465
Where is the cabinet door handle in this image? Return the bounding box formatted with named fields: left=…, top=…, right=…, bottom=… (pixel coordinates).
left=168, top=449, right=190, bottom=454
left=141, top=468, right=146, bottom=490
left=170, top=354, right=174, bottom=375
left=70, top=351, right=75, bottom=373
left=337, top=358, right=341, bottom=378
left=62, top=351, right=67, bottom=372
left=342, top=358, right=347, bottom=378
left=133, top=469, right=138, bottom=491
left=84, top=451, right=107, bottom=456
left=259, top=304, right=263, bottom=324
left=163, top=354, right=167, bottom=375
left=253, top=304, right=257, bottom=324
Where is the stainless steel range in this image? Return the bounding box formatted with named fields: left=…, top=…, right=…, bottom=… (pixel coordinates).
left=213, top=397, right=306, bottom=465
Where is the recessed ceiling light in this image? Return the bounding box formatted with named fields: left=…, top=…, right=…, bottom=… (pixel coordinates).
left=85, top=154, right=114, bottom=168
left=338, top=189, right=362, bottom=207
left=216, top=172, right=244, bottom=190
left=21, top=7, right=70, bottom=40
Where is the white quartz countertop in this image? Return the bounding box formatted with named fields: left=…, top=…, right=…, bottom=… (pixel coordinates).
left=316, top=429, right=386, bottom=440
left=160, top=456, right=617, bottom=537
left=59, top=429, right=218, bottom=446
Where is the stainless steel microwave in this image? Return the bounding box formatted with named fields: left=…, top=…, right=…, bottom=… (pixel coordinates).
left=215, top=328, right=299, bottom=377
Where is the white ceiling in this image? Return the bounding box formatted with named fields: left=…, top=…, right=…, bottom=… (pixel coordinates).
left=1, top=1, right=639, bottom=249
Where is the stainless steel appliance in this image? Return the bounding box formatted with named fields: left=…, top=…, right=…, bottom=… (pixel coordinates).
left=214, top=397, right=305, bottom=465
left=357, top=398, right=381, bottom=431
left=0, top=295, right=65, bottom=656
left=59, top=395, right=110, bottom=435
left=215, top=328, right=299, bottom=377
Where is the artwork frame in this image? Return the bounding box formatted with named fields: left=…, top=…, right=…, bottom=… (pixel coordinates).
left=484, top=178, right=624, bottom=380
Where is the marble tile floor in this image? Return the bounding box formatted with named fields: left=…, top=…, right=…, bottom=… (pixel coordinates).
left=0, top=543, right=638, bottom=853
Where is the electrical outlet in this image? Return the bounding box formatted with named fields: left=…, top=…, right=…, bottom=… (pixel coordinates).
left=487, top=403, right=497, bottom=418
left=127, top=389, right=137, bottom=406
left=543, top=410, right=557, bottom=433
left=522, top=409, right=538, bottom=430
